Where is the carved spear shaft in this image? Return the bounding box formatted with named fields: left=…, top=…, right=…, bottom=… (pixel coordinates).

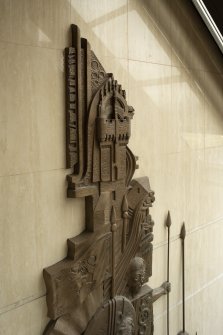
left=122, top=195, right=129, bottom=252
left=178, top=223, right=189, bottom=335
left=111, top=206, right=117, bottom=298
left=166, top=211, right=172, bottom=335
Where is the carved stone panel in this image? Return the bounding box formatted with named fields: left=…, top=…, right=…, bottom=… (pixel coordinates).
left=43, top=25, right=169, bottom=335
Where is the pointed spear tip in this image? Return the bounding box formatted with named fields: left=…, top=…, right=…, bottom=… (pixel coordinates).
left=166, top=210, right=172, bottom=228
left=180, top=222, right=186, bottom=240
left=122, top=194, right=128, bottom=212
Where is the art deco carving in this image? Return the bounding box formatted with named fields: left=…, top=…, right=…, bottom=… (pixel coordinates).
left=43, top=25, right=170, bottom=335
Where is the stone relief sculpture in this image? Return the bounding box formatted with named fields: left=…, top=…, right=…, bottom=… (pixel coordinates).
left=43, top=24, right=170, bottom=335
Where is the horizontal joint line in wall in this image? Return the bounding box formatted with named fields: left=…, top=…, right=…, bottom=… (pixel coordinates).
left=0, top=293, right=46, bottom=316
left=154, top=272, right=223, bottom=322
left=153, top=215, right=223, bottom=250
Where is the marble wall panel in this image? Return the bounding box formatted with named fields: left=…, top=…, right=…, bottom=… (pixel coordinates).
left=0, top=170, right=85, bottom=310
left=0, top=42, right=66, bottom=177
left=128, top=60, right=172, bottom=159
left=0, top=297, right=48, bottom=335
left=171, top=67, right=205, bottom=153
left=71, top=0, right=128, bottom=60
left=204, top=72, right=223, bottom=149
left=128, top=0, right=172, bottom=65
left=0, top=0, right=70, bottom=49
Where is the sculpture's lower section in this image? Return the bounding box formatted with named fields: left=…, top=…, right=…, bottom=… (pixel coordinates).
left=43, top=291, right=153, bottom=335
left=43, top=176, right=170, bottom=335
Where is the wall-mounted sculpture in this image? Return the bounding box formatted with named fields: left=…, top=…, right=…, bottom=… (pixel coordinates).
left=43, top=24, right=170, bottom=335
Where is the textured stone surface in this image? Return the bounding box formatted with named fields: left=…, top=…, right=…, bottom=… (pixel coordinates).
left=0, top=0, right=223, bottom=334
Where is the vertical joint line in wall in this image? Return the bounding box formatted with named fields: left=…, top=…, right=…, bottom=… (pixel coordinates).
left=69, top=0, right=71, bottom=25
left=127, top=0, right=129, bottom=69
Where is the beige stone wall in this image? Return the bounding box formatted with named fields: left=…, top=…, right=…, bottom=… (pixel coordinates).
left=0, top=0, right=222, bottom=334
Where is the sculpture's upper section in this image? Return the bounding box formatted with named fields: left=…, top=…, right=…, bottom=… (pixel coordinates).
left=66, top=25, right=136, bottom=200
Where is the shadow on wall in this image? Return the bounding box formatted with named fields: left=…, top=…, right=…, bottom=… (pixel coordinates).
left=143, top=0, right=223, bottom=121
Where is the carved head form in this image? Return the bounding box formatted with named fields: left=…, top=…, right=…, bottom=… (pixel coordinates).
left=84, top=296, right=136, bottom=335
left=128, top=257, right=146, bottom=296
left=116, top=315, right=135, bottom=335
